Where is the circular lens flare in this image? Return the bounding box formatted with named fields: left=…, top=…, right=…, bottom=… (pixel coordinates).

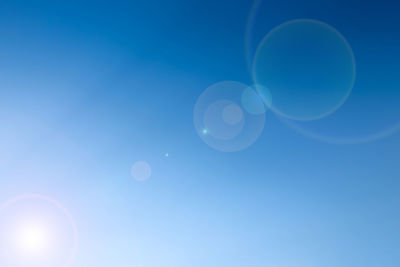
left=253, top=19, right=355, bottom=121
left=222, top=103, right=244, bottom=125
left=131, top=161, right=152, bottom=181
left=194, top=81, right=266, bottom=152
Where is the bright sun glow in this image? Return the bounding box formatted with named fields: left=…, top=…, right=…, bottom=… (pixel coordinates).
left=14, top=223, right=50, bottom=257
left=0, top=195, right=78, bottom=266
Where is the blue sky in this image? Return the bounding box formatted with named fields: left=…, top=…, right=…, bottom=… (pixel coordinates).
left=0, top=0, right=399, bottom=266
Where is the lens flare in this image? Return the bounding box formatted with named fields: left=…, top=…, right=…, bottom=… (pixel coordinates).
left=131, top=161, right=152, bottom=181
left=0, top=194, right=78, bottom=266
left=194, top=81, right=266, bottom=152
left=252, top=19, right=356, bottom=121
left=14, top=222, right=50, bottom=257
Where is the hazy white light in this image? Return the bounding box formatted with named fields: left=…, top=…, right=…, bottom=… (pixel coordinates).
left=0, top=194, right=79, bottom=266
left=14, top=222, right=50, bottom=258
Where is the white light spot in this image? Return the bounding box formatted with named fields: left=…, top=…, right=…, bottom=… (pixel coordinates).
left=0, top=194, right=79, bottom=266
left=14, top=222, right=50, bottom=258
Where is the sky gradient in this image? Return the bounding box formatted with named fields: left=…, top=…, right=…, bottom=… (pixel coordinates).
left=0, top=0, right=399, bottom=266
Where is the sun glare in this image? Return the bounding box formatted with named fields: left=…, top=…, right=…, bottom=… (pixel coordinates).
left=14, top=222, right=50, bottom=257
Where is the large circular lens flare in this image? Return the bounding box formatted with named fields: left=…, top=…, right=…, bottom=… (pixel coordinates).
left=253, top=19, right=356, bottom=121
left=246, top=0, right=400, bottom=144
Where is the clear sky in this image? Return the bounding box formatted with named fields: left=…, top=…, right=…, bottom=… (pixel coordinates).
left=0, top=0, right=399, bottom=266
